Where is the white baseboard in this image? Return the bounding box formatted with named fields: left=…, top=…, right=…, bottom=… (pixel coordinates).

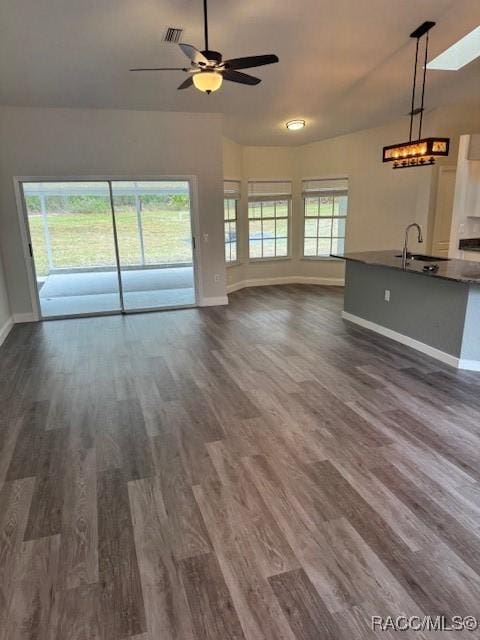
left=199, top=296, right=229, bottom=307
left=342, top=310, right=480, bottom=371
left=0, top=316, right=14, bottom=347
left=227, top=276, right=345, bottom=294
left=13, top=312, right=37, bottom=323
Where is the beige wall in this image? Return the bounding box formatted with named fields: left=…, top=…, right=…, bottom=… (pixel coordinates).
left=225, top=102, right=480, bottom=288
left=0, top=248, right=11, bottom=341
left=0, top=106, right=226, bottom=316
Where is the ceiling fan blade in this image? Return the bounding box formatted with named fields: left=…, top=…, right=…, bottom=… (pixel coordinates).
left=222, top=69, right=261, bottom=85
left=130, top=67, right=187, bottom=72
left=177, top=76, right=194, bottom=90
left=224, top=54, right=279, bottom=70
left=179, top=43, right=209, bottom=66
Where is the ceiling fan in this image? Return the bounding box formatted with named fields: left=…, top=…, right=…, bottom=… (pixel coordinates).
left=130, top=0, right=279, bottom=93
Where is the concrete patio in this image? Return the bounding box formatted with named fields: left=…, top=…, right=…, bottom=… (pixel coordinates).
left=38, top=266, right=195, bottom=316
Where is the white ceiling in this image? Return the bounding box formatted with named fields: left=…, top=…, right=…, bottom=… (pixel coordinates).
left=0, top=0, right=479, bottom=145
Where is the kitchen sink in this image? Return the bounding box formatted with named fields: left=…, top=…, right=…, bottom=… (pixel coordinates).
left=395, top=253, right=450, bottom=262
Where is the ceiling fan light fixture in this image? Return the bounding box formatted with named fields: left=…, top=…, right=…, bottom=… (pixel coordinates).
left=130, top=0, right=278, bottom=91
left=286, top=119, right=305, bottom=131
left=192, top=70, right=223, bottom=93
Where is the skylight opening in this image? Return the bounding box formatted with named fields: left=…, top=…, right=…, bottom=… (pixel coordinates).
left=427, top=25, right=480, bottom=71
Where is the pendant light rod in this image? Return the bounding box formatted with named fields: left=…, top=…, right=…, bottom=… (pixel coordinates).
left=408, top=21, right=435, bottom=142
left=203, top=0, right=209, bottom=51
left=418, top=31, right=429, bottom=140
left=409, top=37, right=420, bottom=142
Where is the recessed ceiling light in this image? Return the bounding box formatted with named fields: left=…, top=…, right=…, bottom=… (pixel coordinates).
left=286, top=119, right=305, bottom=131
left=427, top=25, right=480, bottom=71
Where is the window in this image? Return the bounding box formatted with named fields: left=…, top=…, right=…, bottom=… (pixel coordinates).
left=302, top=178, right=348, bottom=257
left=224, top=181, right=240, bottom=263
left=248, top=181, right=291, bottom=259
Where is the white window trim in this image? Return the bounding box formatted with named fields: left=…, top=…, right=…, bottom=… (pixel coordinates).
left=224, top=197, right=240, bottom=265
left=224, top=178, right=241, bottom=266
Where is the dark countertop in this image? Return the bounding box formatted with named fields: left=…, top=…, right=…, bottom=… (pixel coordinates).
left=331, top=250, right=480, bottom=284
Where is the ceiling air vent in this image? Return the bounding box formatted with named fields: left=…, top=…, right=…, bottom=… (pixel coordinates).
left=163, top=27, right=183, bottom=44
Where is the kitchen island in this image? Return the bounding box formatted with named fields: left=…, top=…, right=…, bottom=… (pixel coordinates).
left=332, top=250, right=480, bottom=371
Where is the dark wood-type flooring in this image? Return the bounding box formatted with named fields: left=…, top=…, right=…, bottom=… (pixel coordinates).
left=1, top=284, right=480, bottom=639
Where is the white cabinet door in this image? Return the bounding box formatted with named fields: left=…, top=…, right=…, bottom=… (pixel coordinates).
left=432, top=166, right=456, bottom=257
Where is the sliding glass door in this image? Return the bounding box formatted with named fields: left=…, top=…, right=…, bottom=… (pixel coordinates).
left=23, top=181, right=122, bottom=317
left=111, top=181, right=196, bottom=311
left=21, top=178, right=196, bottom=319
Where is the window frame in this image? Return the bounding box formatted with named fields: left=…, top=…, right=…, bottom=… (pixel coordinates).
left=247, top=181, right=292, bottom=262
left=224, top=196, right=239, bottom=265
left=302, top=178, right=348, bottom=260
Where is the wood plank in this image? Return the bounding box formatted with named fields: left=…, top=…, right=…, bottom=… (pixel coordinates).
left=50, top=583, right=103, bottom=640
left=0, top=416, right=22, bottom=486
left=94, top=397, right=123, bottom=473
left=97, top=468, right=146, bottom=639
left=5, top=401, right=49, bottom=481
left=128, top=476, right=195, bottom=640
left=152, top=432, right=212, bottom=559
left=59, top=447, right=98, bottom=588
left=2, top=534, right=61, bottom=640
left=179, top=552, right=246, bottom=640
left=0, top=478, right=36, bottom=633
left=116, top=399, right=156, bottom=481
left=268, top=568, right=340, bottom=640
left=207, top=441, right=299, bottom=577
left=24, top=428, right=68, bottom=540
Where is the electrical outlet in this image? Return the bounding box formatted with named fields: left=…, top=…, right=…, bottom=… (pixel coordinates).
left=384, top=289, right=391, bottom=302
left=214, top=274, right=220, bottom=283
left=203, top=233, right=209, bottom=243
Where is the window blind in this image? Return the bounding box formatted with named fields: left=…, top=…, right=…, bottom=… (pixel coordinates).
left=224, top=180, right=241, bottom=200
left=302, top=178, right=348, bottom=198
left=248, top=181, right=292, bottom=201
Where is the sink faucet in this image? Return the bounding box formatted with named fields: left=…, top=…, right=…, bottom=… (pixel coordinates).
left=402, top=223, right=423, bottom=267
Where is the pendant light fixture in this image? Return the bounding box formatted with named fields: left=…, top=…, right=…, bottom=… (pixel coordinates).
left=382, top=22, right=450, bottom=169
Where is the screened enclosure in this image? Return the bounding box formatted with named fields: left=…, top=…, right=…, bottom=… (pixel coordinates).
left=22, top=180, right=197, bottom=318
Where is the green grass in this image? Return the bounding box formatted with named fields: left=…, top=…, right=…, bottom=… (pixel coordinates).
left=29, top=209, right=193, bottom=277
left=305, top=199, right=343, bottom=217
